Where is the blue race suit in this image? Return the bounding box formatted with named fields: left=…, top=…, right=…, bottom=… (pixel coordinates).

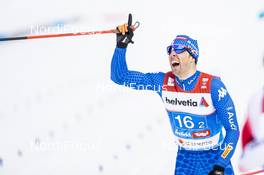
left=111, top=47, right=240, bottom=175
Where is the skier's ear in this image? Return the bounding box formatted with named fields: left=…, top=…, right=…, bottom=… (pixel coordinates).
left=192, top=57, right=197, bottom=64
left=189, top=54, right=196, bottom=64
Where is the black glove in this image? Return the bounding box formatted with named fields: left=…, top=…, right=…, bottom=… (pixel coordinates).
left=208, top=165, right=224, bottom=175
left=116, top=13, right=134, bottom=48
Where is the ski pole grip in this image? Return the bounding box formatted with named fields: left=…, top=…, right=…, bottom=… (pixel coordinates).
left=128, top=13, right=132, bottom=27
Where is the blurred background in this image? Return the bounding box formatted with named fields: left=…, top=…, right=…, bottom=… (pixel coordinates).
left=0, top=0, right=263, bottom=174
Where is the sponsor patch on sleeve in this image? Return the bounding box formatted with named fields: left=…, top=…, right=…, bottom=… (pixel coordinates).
left=221, top=144, right=233, bottom=159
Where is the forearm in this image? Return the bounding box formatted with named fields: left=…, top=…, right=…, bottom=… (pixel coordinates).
left=111, top=47, right=129, bottom=85
left=210, top=78, right=240, bottom=168
left=216, top=99, right=240, bottom=167
left=110, top=47, right=146, bottom=86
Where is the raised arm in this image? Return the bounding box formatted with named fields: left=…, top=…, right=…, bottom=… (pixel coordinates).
left=111, top=14, right=164, bottom=92
left=111, top=48, right=164, bottom=91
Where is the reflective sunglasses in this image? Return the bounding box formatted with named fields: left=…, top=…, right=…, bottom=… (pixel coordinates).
left=167, top=44, right=187, bottom=55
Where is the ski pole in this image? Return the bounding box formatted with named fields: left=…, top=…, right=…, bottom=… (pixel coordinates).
left=0, top=16, right=81, bottom=38
left=0, top=21, right=140, bottom=42
left=240, top=169, right=264, bottom=175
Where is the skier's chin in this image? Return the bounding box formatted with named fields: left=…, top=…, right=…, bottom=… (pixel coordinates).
left=172, top=68, right=180, bottom=76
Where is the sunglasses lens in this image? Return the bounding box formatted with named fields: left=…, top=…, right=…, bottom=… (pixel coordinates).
left=167, top=46, right=172, bottom=55
left=175, top=49, right=185, bottom=54
left=167, top=44, right=186, bottom=55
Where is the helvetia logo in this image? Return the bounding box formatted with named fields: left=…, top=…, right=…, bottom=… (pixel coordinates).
left=200, top=97, right=209, bottom=107
left=165, top=97, right=198, bottom=107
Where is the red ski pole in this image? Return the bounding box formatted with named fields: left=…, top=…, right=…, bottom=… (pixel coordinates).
left=240, top=169, right=264, bottom=175
left=0, top=22, right=140, bottom=42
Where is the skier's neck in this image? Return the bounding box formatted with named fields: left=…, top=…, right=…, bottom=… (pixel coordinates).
left=176, top=69, right=197, bottom=80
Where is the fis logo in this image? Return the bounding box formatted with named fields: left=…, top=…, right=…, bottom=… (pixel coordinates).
left=200, top=97, right=209, bottom=107
left=218, top=87, right=227, bottom=101
left=201, top=78, right=208, bottom=89
left=167, top=77, right=175, bottom=86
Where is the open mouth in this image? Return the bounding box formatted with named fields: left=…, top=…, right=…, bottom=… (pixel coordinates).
left=171, top=61, right=180, bottom=67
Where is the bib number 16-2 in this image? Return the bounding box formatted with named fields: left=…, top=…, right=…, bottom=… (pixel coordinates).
left=174, top=115, right=205, bottom=129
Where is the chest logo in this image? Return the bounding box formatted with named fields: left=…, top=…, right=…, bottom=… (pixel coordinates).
left=200, top=97, right=209, bottom=107
left=167, top=77, right=175, bottom=86
left=218, top=87, right=227, bottom=101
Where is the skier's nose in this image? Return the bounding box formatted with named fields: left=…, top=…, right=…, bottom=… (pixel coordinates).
left=169, top=52, right=179, bottom=61
left=169, top=51, right=177, bottom=57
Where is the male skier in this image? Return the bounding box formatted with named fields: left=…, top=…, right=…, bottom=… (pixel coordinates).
left=111, top=14, right=240, bottom=175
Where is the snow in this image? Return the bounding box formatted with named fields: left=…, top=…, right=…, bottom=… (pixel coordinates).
left=0, top=0, right=264, bottom=174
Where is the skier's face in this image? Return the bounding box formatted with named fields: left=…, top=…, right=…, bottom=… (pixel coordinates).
left=168, top=50, right=195, bottom=77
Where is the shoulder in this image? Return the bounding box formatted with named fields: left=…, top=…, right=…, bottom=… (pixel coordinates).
left=146, top=72, right=165, bottom=77
left=145, top=72, right=166, bottom=83
left=198, top=71, right=225, bottom=88
left=199, top=71, right=219, bottom=80
left=211, top=76, right=226, bottom=90
left=163, top=71, right=174, bottom=78
left=208, top=75, right=232, bottom=104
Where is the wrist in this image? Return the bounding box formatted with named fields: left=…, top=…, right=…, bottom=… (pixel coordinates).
left=116, top=42, right=128, bottom=48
